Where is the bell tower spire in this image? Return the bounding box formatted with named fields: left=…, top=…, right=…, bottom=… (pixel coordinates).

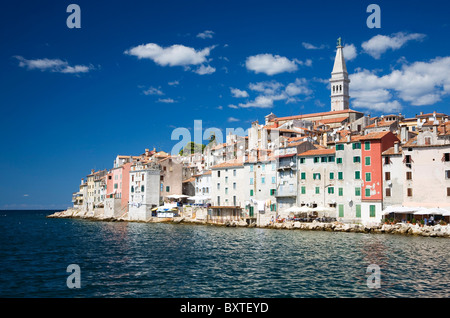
left=330, top=37, right=350, bottom=112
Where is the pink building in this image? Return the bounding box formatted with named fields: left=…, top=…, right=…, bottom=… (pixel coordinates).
left=106, top=162, right=131, bottom=210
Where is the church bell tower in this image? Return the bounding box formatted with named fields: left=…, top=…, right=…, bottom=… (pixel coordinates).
left=330, top=37, right=350, bottom=112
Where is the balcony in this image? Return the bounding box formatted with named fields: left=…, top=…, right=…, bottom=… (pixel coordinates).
left=275, top=184, right=297, bottom=197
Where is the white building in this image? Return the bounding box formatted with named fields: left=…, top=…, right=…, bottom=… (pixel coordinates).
left=128, top=161, right=161, bottom=221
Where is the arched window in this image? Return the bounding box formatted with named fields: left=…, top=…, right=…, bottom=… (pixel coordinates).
left=131, top=186, right=134, bottom=193
left=141, top=185, right=145, bottom=192
left=340, top=85, right=342, bottom=91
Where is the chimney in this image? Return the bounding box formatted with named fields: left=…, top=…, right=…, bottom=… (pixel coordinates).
left=394, top=141, right=399, bottom=154
left=400, top=125, right=409, bottom=143
left=347, top=134, right=351, bottom=142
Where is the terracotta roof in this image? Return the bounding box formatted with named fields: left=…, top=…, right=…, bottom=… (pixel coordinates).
left=269, top=109, right=362, bottom=122
left=297, top=148, right=336, bottom=157
left=358, top=131, right=393, bottom=141
left=182, top=177, right=195, bottom=183
left=316, top=116, right=349, bottom=125
left=210, top=158, right=244, bottom=169
left=382, top=145, right=403, bottom=155
left=365, top=120, right=396, bottom=129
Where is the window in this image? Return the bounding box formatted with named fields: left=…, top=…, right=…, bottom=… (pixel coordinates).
left=233, top=182, right=236, bottom=190
left=272, top=163, right=276, bottom=170
left=250, top=178, right=254, bottom=185
left=385, top=172, right=391, bottom=181
left=425, top=137, right=431, bottom=145
left=366, top=172, right=371, bottom=182
left=337, top=158, right=343, bottom=164
left=328, top=156, right=335, bottom=162
left=356, top=205, right=361, bottom=218
left=446, top=170, right=450, bottom=179
left=385, top=188, right=391, bottom=197
left=131, top=186, right=134, bottom=193
left=225, top=176, right=228, bottom=183
left=384, top=156, right=391, bottom=165
left=330, top=172, right=334, bottom=180
left=370, top=205, right=376, bottom=217
left=250, top=165, right=254, bottom=172
left=166, top=186, right=170, bottom=192
left=141, top=185, right=144, bottom=192
left=328, top=187, right=334, bottom=194
left=355, top=187, right=361, bottom=196
left=233, top=169, right=236, bottom=176
left=217, top=196, right=220, bottom=206
left=261, top=177, right=265, bottom=184
left=301, top=186, right=306, bottom=194
left=142, top=175, right=145, bottom=181
left=444, top=153, right=450, bottom=162
left=314, top=157, right=320, bottom=163
left=365, top=141, right=371, bottom=150
left=365, top=157, right=371, bottom=166
left=407, top=188, right=413, bottom=197
left=339, top=205, right=344, bottom=218
left=217, top=171, right=220, bottom=177
left=250, top=189, right=254, bottom=196
left=272, top=177, right=276, bottom=184
left=353, top=156, right=361, bottom=163
left=365, top=188, right=371, bottom=197
left=131, top=175, right=135, bottom=182
left=315, top=187, right=320, bottom=194
left=321, top=156, right=327, bottom=163
left=225, top=188, right=228, bottom=195
left=353, top=142, right=361, bottom=150
left=270, top=204, right=277, bottom=211
left=338, top=172, right=343, bottom=180
left=447, top=188, right=450, bottom=196
left=217, top=183, right=220, bottom=190
left=338, top=188, right=343, bottom=196
left=355, top=171, right=361, bottom=180
left=299, top=158, right=306, bottom=164
left=336, top=144, right=344, bottom=151
left=313, top=173, right=321, bottom=180
left=406, top=171, right=412, bottom=180
left=270, top=189, right=276, bottom=196
left=261, top=164, right=265, bottom=171
left=114, top=183, right=118, bottom=189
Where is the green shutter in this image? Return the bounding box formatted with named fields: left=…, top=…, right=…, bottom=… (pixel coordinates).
left=301, top=186, right=306, bottom=194
left=339, top=205, right=344, bottom=217
left=355, top=171, right=361, bottom=179
left=366, top=173, right=371, bottom=182
left=370, top=205, right=376, bottom=217
left=365, top=156, right=371, bottom=165
left=365, top=188, right=371, bottom=197
left=329, top=172, right=334, bottom=180
left=338, top=172, right=343, bottom=180
left=301, top=172, right=306, bottom=180
left=356, top=205, right=361, bottom=218
left=328, top=187, right=334, bottom=194
left=337, top=158, right=343, bottom=164
left=365, top=141, right=371, bottom=150
left=355, top=187, right=361, bottom=196
left=338, top=188, right=343, bottom=196
left=315, top=187, right=320, bottom=194
left=250, top=189, right=254, bottom=196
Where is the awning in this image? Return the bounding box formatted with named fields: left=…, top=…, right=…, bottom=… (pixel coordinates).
left=414, top=208, right=450, bottom=216
left=166, top=194, right=189, bottom=199
left=382, top=206, right=421, bottom=215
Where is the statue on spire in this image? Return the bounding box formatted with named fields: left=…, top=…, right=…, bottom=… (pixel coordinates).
left=337, top=37, right=342, bottom=47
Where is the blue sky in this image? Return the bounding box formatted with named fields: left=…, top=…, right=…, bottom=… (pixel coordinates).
left=1, top=0, right=450, bottom=209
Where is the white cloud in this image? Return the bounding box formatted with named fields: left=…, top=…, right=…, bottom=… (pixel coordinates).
left=302, top=42, right=327, bottom=50
left=227, top=117, right=240, bottom=122
left=245, top=54, right=298, bottom=75
left=197, top=30, right=214, bottom=39
left=361, top=32, right=426, bottom=59
left=230, top=88, right=249, bottom=98
left=343, top=44, right=357, bottom=61
left=349, top=56, right=450, bottom=111
left=157, top=98, right=176, bottom=103
left=168, top=80, right=179, bottom=86
left=125, top=43, right=214, bottom=67
left=143, top=86, right=164, bottom=96
left=228, top=104, right=239, bottom=109
left=237, top=78, right=312, bottom=108
left=15, top=56, right=93, bottom=74
left=193, top=64, right=216, bottom=75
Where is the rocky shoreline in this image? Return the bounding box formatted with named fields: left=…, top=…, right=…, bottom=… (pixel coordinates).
left=47, top=209, right=450, bottom=238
